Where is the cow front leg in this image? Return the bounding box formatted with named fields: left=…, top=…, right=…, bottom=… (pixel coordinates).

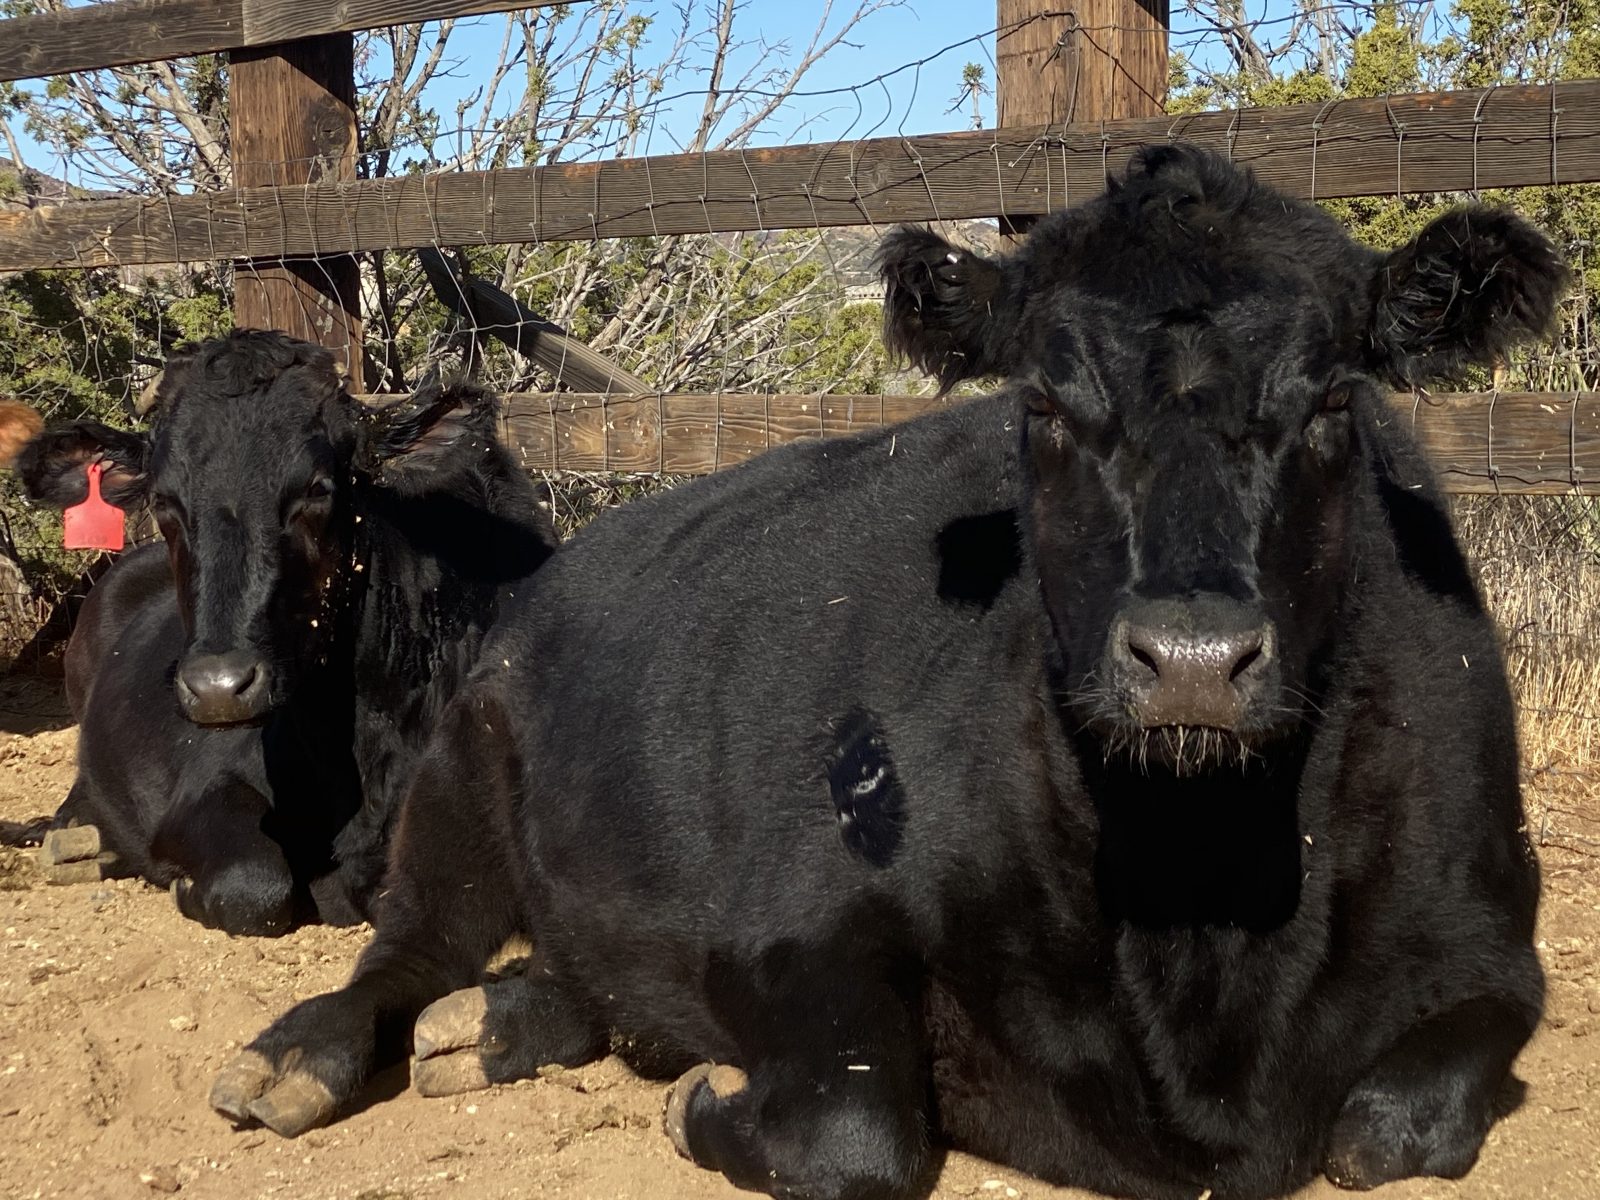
left=664, top=943, right=936, bottom=1200
left=210, top=971, right=400, bottom=1136
left=213, top=692, right=526, bottom=1135
left=1323, top=994, right=1537, bottom=1190
left=665, top=1044, right=933, bottom=1200
left=411, top=969, right=608, bottom=1097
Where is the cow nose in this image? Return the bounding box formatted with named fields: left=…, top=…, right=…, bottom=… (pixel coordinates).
left=176, top=652, right=271, bottom=724
left=1109, top=598, right=1275, bottom=730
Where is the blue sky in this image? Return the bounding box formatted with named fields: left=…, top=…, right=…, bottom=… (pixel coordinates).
left=409, top=0, right=1014, bottom=158
left=13, top=0, right=1323, bottom=183
left=392, top=0, right=1282, bottom=162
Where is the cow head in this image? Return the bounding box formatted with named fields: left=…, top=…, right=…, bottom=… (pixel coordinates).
left=16, top=330, right=503, bottom=726
left=881, top=143, right=1566, bottom=775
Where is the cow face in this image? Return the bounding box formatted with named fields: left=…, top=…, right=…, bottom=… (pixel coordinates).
left=881, top=143, right=1566, bottom=775
left=17, top=330, right=502, bottom=726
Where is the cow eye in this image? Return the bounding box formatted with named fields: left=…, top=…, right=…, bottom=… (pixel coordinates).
left=1023, top=386, right=1058, bottom=418
left=285, top=476, right=337, bottom=526
left=1322, top=383, right=1352, bottom=413
left=150, top=494, right=186, bottom=526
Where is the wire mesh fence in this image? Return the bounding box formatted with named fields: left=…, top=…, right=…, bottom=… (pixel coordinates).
left=0, top=0, right=1598, bottom=833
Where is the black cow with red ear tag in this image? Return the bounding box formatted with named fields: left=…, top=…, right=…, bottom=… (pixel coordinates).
left=216, top=146, right=1559, bottom=1200
left=14, top=330, right=555, bottom=935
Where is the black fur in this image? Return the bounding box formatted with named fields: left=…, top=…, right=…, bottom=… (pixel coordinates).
left=23, top=330, right=554, bottom=935
left=935, top=509, right=1022, bottom=610
left=17, top=420, right=150, bottom=507
left=877, top=227, right=1016, bottom=389
left=1370, top=206, right=1571, bottom=385
left=223, top=145, right=1558, bottom=1199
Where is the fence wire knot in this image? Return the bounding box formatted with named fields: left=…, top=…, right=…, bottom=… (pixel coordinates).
left=1471, top=86, right=1499, bottom=196
left=1486, top=389, right=1501, bottom=491
left=1571, top=393, right=1585, bottom=489
left=1382, top=95, right=1407, bottom=199
left=1550, top=83, right=1563, bottom=185
left=1309, top=99, right=1339, bottom=201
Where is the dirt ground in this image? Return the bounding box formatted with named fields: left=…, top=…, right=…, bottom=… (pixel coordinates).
left=1, top=674, right=1597, bottom=1200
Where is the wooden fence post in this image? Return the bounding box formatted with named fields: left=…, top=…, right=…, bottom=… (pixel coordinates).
left=229, top=35, right=363, bottom=383
left=996, top=0, right=1170, bottom=236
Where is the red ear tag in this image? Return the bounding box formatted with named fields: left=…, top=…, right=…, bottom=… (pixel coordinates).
left=62, top=461, right=126, bottom=551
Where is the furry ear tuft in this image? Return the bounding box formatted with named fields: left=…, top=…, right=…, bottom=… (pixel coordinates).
left=876, top=227, right=1015, bottom=390
left=141, top=330, right=344, bottom=417
left=1370, top=206, right=1570, bottom=386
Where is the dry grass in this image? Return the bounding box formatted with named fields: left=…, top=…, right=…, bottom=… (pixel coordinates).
left=536, top=470, right=681, bottom=541
left=1454, top=496, right=1600, bottom=846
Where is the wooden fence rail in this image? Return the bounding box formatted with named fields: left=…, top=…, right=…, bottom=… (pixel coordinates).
left=0, top=0, right=534, bottom=83
left=0, top=80, right=1595, bottom=271
left=472, top=391, right=1600, bottom=496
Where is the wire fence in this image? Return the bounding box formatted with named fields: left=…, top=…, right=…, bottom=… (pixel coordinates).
left=0, top=1, right=1599, bottom=853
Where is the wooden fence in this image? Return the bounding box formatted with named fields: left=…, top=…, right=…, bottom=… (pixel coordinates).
left=492, top=391, right=1600, bottom=496
left=0, top=0, right=1595, bottom=495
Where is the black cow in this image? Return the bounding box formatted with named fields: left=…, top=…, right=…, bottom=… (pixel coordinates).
left=17, top=331, right=554, bottom=934
left=212, top=146, right=1560, bottom=1199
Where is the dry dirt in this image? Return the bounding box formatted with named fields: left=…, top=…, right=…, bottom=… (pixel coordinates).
left=1, top=673, right=1597, bottom=1200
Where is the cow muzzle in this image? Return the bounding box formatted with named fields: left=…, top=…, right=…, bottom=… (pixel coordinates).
left=176, top=651, right=274, bottom=725
left=1106, top=595, right=1276, bottom=731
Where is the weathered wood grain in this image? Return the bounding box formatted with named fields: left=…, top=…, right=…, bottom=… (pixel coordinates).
left=0, top=0, right=531, bottom=83
left=0, top=81, right=1594, bottom=270
left=470, top=391, right=1600, bottom=496
left=230, top=34, right=363, bottom=379
left=417, top=248, right=651, bottom=394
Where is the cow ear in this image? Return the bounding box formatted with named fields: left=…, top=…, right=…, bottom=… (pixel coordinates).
left=0, top=400, right=44, bottom=469
left=134, top=344, right=202, bottom=417
left=14, top=420, right=151, bottom=508
left=878, top=227, right=1015, bottom=391
left=1369, top=206, right=1569, bottom=386
left=367, top=379, right=500, bottom=490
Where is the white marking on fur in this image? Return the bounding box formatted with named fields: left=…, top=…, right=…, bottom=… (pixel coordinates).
left=850, top=766, right=888, bottom=796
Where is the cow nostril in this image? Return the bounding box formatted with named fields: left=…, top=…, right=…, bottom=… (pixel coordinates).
left=177, top=654, right=270, bottom=723
left=1126, top=640, right=1161, bottom=677
left=1228, top=642, right=1263, bottom=682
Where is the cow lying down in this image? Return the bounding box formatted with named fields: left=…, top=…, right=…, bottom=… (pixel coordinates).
left=16, top=332, right=555, bottom=934
left=213, top=145, right=1561, bottom=1199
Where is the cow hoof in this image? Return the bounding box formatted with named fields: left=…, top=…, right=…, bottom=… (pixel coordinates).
left=413, top=1053, right=490, bottom=1098
left=210, top=1050, right=275, bottom=1123
left=410, top=986, right=495, bottom=1097
left=663, top=1063, right=749, bottom=1162
left=39, top=824, right=101, bottom=866
left=413, top=986, right=488, bottom=1061
left=210, top=1048, right=338, bottom=1138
